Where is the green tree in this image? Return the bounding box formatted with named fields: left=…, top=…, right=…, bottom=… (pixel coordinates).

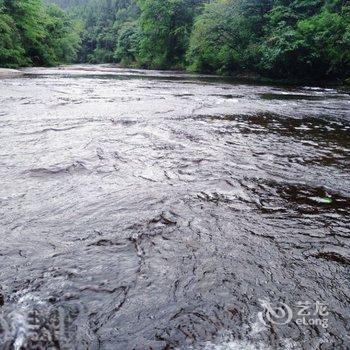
left=73, top=0, right=138, bottom=63
left=44, top=5, right=82, bottom=64
left=259, top=1, right=350, bottom=78
left=187, top=0, right=349, bottom=80
left=0, top=1, right=27, bottom=67
left=186, top=0, right=264, bottom=74
left=114, top=21, right=139, bottom=65
left=0, top=0, right=81, bottom=67
left=4, top=0, right=48, bottom=65
left=137, top=0, right=205, bottom=69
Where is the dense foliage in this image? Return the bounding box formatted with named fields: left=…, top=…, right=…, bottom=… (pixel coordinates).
left=74, top=0, right=138, bottom=63
left=2, top=0, right=350, bottom=81
left=187, top=0, right=350, bottom=79
left=45, top=0, right=87, bottom=8
left=137, top=0, right=206, bottom=69
left=0, top=0, right=81, bottom=68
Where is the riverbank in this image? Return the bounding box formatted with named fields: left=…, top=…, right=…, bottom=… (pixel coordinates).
left=113, top=59, right=350, bottom=87
left=4, top=63, right=349, bottom=88
left=0, top=68, right=23, bottom=78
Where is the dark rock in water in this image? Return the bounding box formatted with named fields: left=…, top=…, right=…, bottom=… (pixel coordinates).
left=0, top=293, right=4, bottom=306
left=313, top=252, right=350, bottom=265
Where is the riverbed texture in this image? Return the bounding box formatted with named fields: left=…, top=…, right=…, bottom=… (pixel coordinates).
left=0, top=65, right=349, bottom=349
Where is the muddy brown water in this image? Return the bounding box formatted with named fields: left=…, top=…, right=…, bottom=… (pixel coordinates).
left=0, top=65, right=349, bottom=350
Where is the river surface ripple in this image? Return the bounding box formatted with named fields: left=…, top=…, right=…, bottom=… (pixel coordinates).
left=0, top=65, right=349, bottom=350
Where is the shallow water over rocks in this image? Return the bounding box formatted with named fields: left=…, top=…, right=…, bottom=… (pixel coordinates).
left=0, top=65, right=349, bottom=349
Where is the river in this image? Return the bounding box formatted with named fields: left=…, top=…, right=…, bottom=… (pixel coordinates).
left=0, top=65, right=349, bottom=349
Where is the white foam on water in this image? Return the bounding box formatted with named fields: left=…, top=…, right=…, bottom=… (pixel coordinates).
left=202, top=339, right=270, bottom=350
left=12, top=312, right=27, bottom=350
left=4, top=292, right=46, bottom=349
left=187, top=323, right=304, bottom=350
left=185, top=326, right=271, bottom=350
left=199, top=337, right=302, bottom=350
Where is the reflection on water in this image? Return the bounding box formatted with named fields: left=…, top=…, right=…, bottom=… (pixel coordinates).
left=0, top=65, right=349, bottom=349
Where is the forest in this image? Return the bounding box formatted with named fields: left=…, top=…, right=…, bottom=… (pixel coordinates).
left=0, top=0, right=81, bottom=67
left=1, top=0, right=350, bottom=81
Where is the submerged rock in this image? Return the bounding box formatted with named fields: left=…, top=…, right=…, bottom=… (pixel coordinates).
left=309, top=196, right=333, bottom=204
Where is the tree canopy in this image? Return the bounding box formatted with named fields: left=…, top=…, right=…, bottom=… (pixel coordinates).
left=1, top=0, right=349, bottom=81
left=0, top=0, right=81, bottom=67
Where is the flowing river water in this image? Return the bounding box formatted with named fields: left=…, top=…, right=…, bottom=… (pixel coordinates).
left=0, top=65, right=349, bottom=350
